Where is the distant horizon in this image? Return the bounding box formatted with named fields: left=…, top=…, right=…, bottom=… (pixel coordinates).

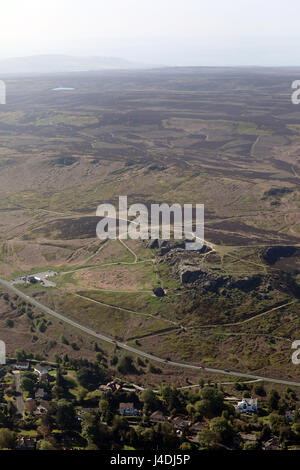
left=1, top=53, right=300, bottom=74
left=1, top=1, right=300, bottom=67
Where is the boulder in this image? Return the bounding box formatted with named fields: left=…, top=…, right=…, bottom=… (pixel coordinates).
left=153, top=287, right=165, bottom=297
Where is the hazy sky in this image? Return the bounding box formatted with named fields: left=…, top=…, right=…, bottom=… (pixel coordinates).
left=1, top=0, right=300, bottom=65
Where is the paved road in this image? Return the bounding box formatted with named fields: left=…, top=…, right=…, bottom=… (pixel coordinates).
left=1, top=278, right=300, bottom=387
left=13, top=371, right=24, bottom=416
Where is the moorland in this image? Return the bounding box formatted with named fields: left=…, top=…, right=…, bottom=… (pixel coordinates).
left=0, top=67, right=300, bottom=386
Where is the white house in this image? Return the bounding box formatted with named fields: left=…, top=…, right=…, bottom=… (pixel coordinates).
left=236, top=398, right=258, bottom=414
left=34, top=365, right=51, bottom=375
left=14, top=363, right=30, bottom=370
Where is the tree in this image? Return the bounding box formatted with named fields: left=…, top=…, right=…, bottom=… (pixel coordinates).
left=254, top=384, right=266, bottom=396
left=77, top=365, right=107, bottom=390
left=15, top=349, right=26, bottom=362
left=110, top=355, right=118, bottom=366
left=279, top=425, right=293, bottom=444
left=38, top=440, right=56, bottom=450
left=154, top=422, right=179, bottom=450
left=269, top=413, right=288, bottom=435
left=21, top=377, right=36, bottom=395
left=160, top=385, right=182, bottom=414
left=37, top=425, right=51, bottom=439
left=99, top=398, right=110, bottom=422
left=61, top=335, right=69, bottom=345
left=186, top=403, right=195, bottom=416
left=268, top=389, right=280, bottom=412
left=141, top=389, right=160, bottom=413
left=210, top=416, right=234, bottom=444
left=117, top=355, right=136, bottom=375
left=82, top=413, right=111, bottom=450
left=55, top=401, right=78, bottom=431
left=243, top=440, right=261, bottom=450
left=194, top=386, right=225, bottom=418
left=0, top=428, right=16, bottom=449
left=198, top=429, right=219, bottom=450
left=179, top=442, right=193, bottom=450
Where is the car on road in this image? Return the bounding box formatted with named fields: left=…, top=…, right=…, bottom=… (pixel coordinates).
left=95, top=331, right=99, bottom=334
left=224, top=369, right=230, bottom=373
left=112, top=340, right=116, bottom=343
left=163, top=359, right=168, bottom=363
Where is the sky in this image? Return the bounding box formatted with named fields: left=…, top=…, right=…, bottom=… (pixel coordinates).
left=1, top=0, right=300, bottom=66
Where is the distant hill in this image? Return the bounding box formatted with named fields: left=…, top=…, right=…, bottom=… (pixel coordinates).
left=0, top=54, right=154, bottom=74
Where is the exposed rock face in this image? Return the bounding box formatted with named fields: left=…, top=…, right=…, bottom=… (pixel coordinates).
left=179, top=266, right=204, bottom=284
left=146, top=239, right=212, bottom=256
left=261, top=246, right=297, bottom=265
left=153, top=287, right=165, bottom=297
left=231, top=276, right=262, bottom=292
left=175, top=260, right=263, bottom=294
left=148, top=239, right=159, bottom=249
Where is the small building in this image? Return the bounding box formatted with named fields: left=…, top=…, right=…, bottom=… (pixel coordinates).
left=16, top=437, right=36, bottom=450
left=263, top=438, right=282, bottom=451
left=34, top=365, right=51, bottom=379
left=172, top=416, right=192, bottom=430
left=25, top=399, right=37, bottom=414
left=190, top=421, right=207, bottom=435
left=76, top=408, right=98, bottom=418
left=119, top=402, right=140, bottom=416
left=285, top=410, right=295, bottom=422
left=238, top=432, right=258, bottom=442
left=14, top=363, right=30, bottom=370
left=236, top=398, right=258, bottom=414
left=99, top=381, right=122, bottom=393
left=36, top=401, right=51, bottom=415
left=35, top=388, right=47, bottom=399
left=150, top=411, right=168, bottom=424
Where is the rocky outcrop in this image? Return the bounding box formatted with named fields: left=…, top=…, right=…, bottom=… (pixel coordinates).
left=178, top=265, right=204, bottom=284
left=231, top=276, right=262, bottom=292
left=175, top=260, right=263, bottom=295
left=146, top=239, right=211, bottom=256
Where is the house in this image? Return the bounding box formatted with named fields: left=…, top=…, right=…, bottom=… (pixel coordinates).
left=0, top=383, right=10, bottom=390
left=99, top=381, right=122, bottom=393
left=25, top=399, right=37, bottom=414
left=236, top=398, right=258, bottom=414
left=285, top=410, right=295, bottom=422
left=238, top=432, right=258, bottom=442
left=119, top=402, right=140, bottom=416
left=263, top=438, right=282, bottom=451
left=34, top=365, right=51, bottom=380
left=76, top=408, right=99, bottom=416
left=35, top=388, right=47, bottom=399
left=14, top=363, right=30, bottom=370
left=150, top=411, right=168, bottom=424
left=35, top=401, right=51, bottom=415
left=171, top=416, right=192, bottom=430
left=16, top=437, right=36, bottom=450
left=190, top=421, right=207, bottom=435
